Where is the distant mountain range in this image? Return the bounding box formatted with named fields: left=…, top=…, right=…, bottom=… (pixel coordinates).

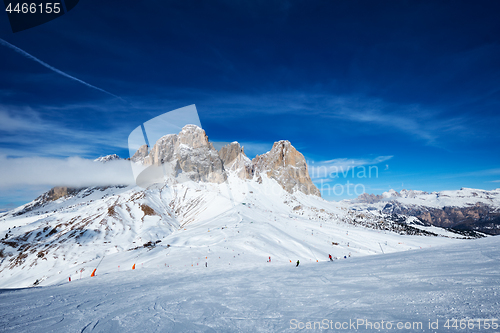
left=353, top=188, right=500, bottom=235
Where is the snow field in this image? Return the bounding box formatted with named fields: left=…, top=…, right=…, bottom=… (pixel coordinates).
left=0, top=175, right=468, bottom=288
left=1, top=236, right=498, bottom=332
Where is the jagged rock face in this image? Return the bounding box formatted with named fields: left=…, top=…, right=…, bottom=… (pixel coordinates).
left=131, top=145, right=149, bottom=163
left=44, top=187, right=80, bottom=202
left=178, top=125, right=214, bottom=149
left=252, top=140, right=320, bottom=196
left=218, top=142, right=253, bottom=179
left=131, top=126, right=319, bottom=195
left=144, top=134, right=177, bottom=166
left=136, top=125, right=227, bottom=184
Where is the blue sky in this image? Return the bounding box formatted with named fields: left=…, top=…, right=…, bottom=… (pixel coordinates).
left=0, top=0, right=499, bottom=208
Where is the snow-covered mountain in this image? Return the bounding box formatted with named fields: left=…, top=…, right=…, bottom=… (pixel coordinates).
left=94, top=154, right=121, bottom=163
left=354, top=188, right=500, bottom=235
left=0, top=125, right=490, bottom=288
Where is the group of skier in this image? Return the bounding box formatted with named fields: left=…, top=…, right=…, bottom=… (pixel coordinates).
left=290, top=253, right=347, bottom=267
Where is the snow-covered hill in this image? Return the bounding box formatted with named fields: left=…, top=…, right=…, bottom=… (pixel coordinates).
left=0, top=172, right=474, bottom=289
left=1, top=235, right=499, bottom=332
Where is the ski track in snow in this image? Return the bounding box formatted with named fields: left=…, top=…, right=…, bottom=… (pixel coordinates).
left=0, top=236, right=499, bottom=332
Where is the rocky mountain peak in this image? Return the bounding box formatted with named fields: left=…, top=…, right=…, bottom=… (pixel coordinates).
left=218, top=142, right=244, bottom=164
left=134, top=125, right=226, bottom=184
left=130, top=126, right=320, bottom=196
left=178, top=124, right=214, bottom=149
left=252, top=140, right=320, bottom=196
left=218, top=142, right=253, bottom=179
left=131, top=145, right=149, bottom=163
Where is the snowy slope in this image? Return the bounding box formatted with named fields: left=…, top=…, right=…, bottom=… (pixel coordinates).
left=0, top=173, right=470, bottom=289
left=0, top=235, right=498, bottom=332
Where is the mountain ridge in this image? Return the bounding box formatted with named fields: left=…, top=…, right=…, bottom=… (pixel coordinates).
left=131, top=124, right=320, bottom=196
left=354, top=188, right=500, bottom=235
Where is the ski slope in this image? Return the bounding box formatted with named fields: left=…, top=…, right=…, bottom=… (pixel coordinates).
left=0, top=174, right=464, bottom=288
left=1, top=236, right=498, bottom=332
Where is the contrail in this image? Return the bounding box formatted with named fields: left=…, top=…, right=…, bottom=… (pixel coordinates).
left=0, top=38, right=126, bottom=102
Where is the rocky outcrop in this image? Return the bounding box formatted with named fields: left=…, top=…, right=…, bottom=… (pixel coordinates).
left=218, top=142, right=253, bottom=179
left=44, top=187, right=80, bottom=201
left=252, top=140, right=320, bottom=196
left=131, top=145, right=149, bottom=163
left=135, top=125, right=227, bottom=184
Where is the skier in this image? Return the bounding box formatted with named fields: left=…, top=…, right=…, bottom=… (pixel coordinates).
left=296, top=260, right=300, bottom=267
left=329, top=254, right=333, bottom=261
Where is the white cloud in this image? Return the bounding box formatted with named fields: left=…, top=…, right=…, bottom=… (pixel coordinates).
left=0, top=105, right=130, bottom=158
left=0, top=156, right=135, bottom=189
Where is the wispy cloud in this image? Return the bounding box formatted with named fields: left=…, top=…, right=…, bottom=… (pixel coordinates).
left=0, top=106, right=46, bottom=133
left=0, top=105, right=130, bottom=158
left=0, top=156, right=134, bottom=189
left=448, top=168, right=500, bottom=178
left=0, top=38, right=125, bottom=102
left=195, top=91, right=472, bottom=145
left=324, top=100, right=469, bottom=145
